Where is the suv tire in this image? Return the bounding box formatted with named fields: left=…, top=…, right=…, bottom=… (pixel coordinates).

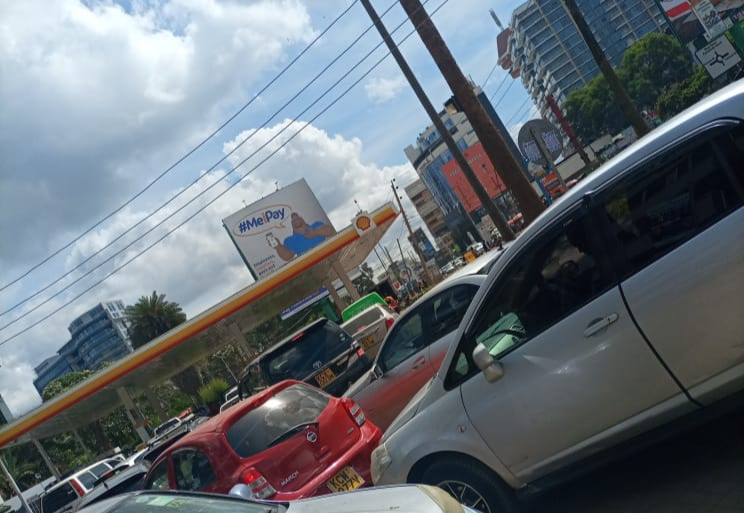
left=419, top=458, right=520, bottom=513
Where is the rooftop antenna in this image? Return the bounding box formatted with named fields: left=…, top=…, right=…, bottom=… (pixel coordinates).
left=489, top=8, right=503, bottom=30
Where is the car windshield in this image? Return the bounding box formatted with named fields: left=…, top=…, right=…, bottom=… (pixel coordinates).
left=342, top=308, right=384, bottom=335
left=225, top=384, right=329, bottom=458
left=79, top=493, right=281, bottom=513
left=260, top=322, right=352, bottom=383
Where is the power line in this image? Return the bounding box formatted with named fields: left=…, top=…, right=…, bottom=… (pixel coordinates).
left=488, top=72, right=510, bottom=103
left=493, top=75, right=516, bottom=109
left=505, top=96, right=533, bottom=126
left=0, top=0, right=402, bottom=321
left=0, top=0, right=451, bottom=346
left=481, top=60, right=499, bottom=90
left=0, top=0, right=360, bottom=295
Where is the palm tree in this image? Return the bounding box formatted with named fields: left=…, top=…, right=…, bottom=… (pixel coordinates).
left=1, top=449, right=38, bottom=498
left=125, top=291, right=187, bottom=349
left=125, top=291, right=201, bottom=399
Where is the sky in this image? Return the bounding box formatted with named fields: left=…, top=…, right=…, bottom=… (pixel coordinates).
left=0, top=0, right=536, bottom=415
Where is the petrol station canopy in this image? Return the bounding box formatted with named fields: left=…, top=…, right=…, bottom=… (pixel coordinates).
left=0, top=203, right=398, bottom=448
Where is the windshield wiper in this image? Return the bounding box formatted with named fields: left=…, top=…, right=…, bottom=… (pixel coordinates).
left=266, top=421, right=319, bottom=448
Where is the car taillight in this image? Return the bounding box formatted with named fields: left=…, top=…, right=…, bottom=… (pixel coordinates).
left=385, top=317, right=395, bottom=330
left=70, top=479, right=86, bottom=496
left=239, top=467, right=276, bottom=499
left=343, top=398, right=366, bottom=426
left=351, top=340, right=365, bottom=358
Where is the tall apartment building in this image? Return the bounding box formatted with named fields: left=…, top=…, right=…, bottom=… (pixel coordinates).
left=498, top=0, right=666, bottom=118
left=34, top=300, right=132, bottom=395
left=403, top=86, right=526, bottom=249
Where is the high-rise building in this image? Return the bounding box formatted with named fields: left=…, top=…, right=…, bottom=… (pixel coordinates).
left=403, top=86, right=525, bottom=248
left=33, top=300, right=132, bottom=396
left=499, top=0, right=666, bottom=118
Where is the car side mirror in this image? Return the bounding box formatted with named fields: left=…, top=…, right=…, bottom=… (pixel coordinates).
left=473, top=343, right=504, bottom=383
left=229, top=484, right=256, bottom=500
left=372, top=363, right=384, bottom=380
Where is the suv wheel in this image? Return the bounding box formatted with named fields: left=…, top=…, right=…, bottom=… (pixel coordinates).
left=419, top=458, right=519, bottom=513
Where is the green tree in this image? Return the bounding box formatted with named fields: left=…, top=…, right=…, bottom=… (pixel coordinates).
left=41, top=370, right=96, bottom=401
left=198, top=378, right=230, bottom=407
left=125, top=291, right=187, bottom=349
left=564, top=32, right=695, bottom=142
left=621, top=32, right=693, bottom=109
left=0, top=447, right=40, bottom=498
left=125, top=291, right=201, bottom=399
left=352, top=263, right=376, bottom=296
left=656, top=65, right=711, bottom=120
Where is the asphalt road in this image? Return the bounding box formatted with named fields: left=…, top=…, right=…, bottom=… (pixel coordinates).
left=524, top=409, right=744, bottom=513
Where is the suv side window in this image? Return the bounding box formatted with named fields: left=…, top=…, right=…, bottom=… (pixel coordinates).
left=143, top=460, right=170, bottom=490
left=172, top=449, right=216, bottom=491
left=600, top=125, right=744, bottom=278
left=446, top=210, right=615, bottom=386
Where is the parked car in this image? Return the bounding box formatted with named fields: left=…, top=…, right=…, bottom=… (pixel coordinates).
left=237, top=318, right=371, bottom=398
left=143, top=380, right=381, bottom=499
left=219, top=395, right=241, bottom=413
left=74, top=485, right=481, bottom=513
left=39, top=460, right=122, bottom=513
left=466, top=242, right=485, bottom=257
left=153, top=417, right=183, bottom=438
left=340, top=304, right=398, bottom=360
left=371, top=81, right=744, bottom=512
left=71, top=463, right=150, bottom=512
left=345, top=274, right=486, bottom=432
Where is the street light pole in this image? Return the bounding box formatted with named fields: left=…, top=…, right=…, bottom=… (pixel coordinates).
left=391, top=179, right=434, bottom=285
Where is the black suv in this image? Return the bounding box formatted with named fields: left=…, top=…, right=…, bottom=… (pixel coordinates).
left=238, top=318, right=371, bottom=398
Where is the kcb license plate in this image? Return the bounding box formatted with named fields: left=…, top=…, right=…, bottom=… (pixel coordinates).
left=314, top=367, right=336, bottom=388
left=326, top=466, right=365, bottom=493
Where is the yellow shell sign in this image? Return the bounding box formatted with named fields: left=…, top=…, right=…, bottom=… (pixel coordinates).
left=353, top=213, right=376, bottom=235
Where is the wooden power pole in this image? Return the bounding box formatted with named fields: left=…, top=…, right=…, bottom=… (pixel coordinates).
left=398, top=0, right=546, bottom=224
left=391, top=179, right=434, bottom=285
left=359, top=0, right=516, bottom=242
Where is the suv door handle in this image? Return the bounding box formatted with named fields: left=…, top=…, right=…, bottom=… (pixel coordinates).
left=584, top=313, right=619, bottom=337
left=412, top=355, right=426, bottom=369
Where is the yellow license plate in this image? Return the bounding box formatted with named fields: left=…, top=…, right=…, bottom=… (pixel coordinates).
left=314, top=367, right=337, bottom=388
left=326, top=466, right=365, bottom=493
left=362, top=335, right=376, bottom=349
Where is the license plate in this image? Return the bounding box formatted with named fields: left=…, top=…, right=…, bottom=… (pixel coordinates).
left=362, top=335, right=376, bottom=350
left=326, top=466, right=365, bottom=493
left=314, top=367, right=337, bottom=388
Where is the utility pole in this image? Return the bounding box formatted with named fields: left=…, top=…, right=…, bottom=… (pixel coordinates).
left=391, top=179, right=434, bottom=285
left=360, top=0, right=516, bottom=242
left=396, top=0, right=546, bottom=225
left=561, top=0, right=650, bottom=137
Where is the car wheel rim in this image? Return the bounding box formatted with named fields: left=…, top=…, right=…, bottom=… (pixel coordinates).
left=436, top=480, right=492, bottom=513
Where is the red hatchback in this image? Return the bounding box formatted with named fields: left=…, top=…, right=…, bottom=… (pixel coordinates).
left=142, top=380, right=381, bottom=500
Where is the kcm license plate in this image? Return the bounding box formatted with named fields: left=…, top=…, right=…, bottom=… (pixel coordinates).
left=326, top=466, right=365, bottom=493
left=314, top=367, right=336, bottom=388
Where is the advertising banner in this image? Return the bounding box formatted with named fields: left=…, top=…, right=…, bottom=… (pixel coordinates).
left=661, top=0, right=744, bottom=48
left=222, top=179, right=336, bottom=280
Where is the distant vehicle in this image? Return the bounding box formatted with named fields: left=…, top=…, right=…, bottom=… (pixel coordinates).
left=345, top=274, right=486, bottom=432
left=341, top=293, right=389, bottom=322
left=372, top=80, right=744, bottom=513
left=143, top=380, right=381, bottom=500
left=237, top=318, right=371, bottom=398
left=340, top=304, right=398, bottom=359
left=72, top=464, right=149, bottom=512
left=219, top=395, right=241, bottom=413
left=73, top=485, right=480, bottom=513
left=466, top=242, right=485, bottom=256
left=438, top=262, right=455, bottom=275
left=224, top=386, right=239, bottom=403
left=153, top=417, right=182, bottom=438
left=39, top=460, right=121, bottom=513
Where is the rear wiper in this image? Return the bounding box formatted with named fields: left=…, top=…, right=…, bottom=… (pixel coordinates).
left=266, top=421, right=319, bottom=448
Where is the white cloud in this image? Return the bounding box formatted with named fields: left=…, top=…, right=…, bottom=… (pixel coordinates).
left=364, top=76, right=407, bottom=104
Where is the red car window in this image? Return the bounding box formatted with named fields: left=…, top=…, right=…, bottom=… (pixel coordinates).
left=143, top=459, right=171, bottom=490
left=172, top=450, right=217, bottom=491
left=226, top=384, right=329, bottom=458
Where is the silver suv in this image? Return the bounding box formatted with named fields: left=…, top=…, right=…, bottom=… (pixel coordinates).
left=371, top=80, right=744, bottom=513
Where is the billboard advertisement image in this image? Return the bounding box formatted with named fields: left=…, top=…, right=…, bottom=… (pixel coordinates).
left=222, top=179, right=336, bottom=280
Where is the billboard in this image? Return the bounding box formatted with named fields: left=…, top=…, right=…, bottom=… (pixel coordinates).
left=222, top=179, right=336, bottom=280
left=661, top=0, right=744, bottom=47
left=441, top=142, right=506, bottom=213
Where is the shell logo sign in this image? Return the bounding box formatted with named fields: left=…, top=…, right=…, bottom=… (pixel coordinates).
left=353, top=213, right=376, bottom=235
